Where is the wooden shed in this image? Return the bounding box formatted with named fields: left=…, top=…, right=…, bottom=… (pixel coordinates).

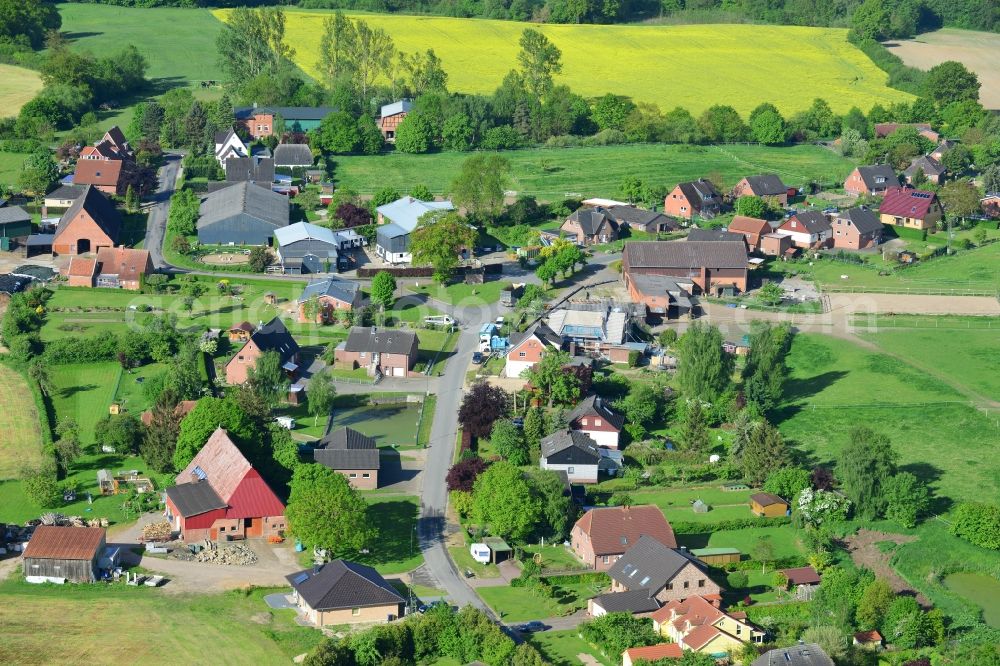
left=749, top=492, right=790, bottom=518
left=691, top=547, right=741, bottom=566
left=22, top=526, right=107, bottom=583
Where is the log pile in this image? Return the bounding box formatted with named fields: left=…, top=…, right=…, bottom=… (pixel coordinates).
left=141, top=521, right=173, bottom=543
left=33, top=514, right=109, bottom=528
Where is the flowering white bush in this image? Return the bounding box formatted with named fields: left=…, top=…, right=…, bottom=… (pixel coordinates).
left=797, top=488, right=851, bottom=525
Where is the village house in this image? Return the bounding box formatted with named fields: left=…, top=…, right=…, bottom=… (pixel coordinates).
left=164, top=428, right=286, bottom=541
left=44, top=184, right=85, bottom=209
left=831, top=207, right=883, bottom=250
left=981, top=193, right=1000, bottom=218
left=224, top=155, right=275, bottom=187
left=853, top=630, right=884, bottom=651
left=843, top=164, right=899, bottom=197
left=622, top=644, right=683, bottom=666
left=335, top=326, right=419, bottom=378
left=504, top=321, right=563, bottom=378
left=140, top=399, right=197, bottom=427
left=286, top=559, right=405, bottom=626
left=687, top=228, right=745, bottom=244
left=65, top=257, right=98, bottom=287
left=198, top=181, right=290, bottom=246
left=375, top=196, right=455, bottom=264
left=781, top=566, right=822, bottom=600
left=79, top=126, right=132, bottom=161
left=297, top=278, right=361, bottom=323
left=878, top=187, right=942, bottom=231
left=775, top=211, right=833, bottom=249
left=545, top=305, right=634, bottom=363
left=569, top=395, right=625, bottom=449
left=873, top=122, right=939, bottom=143
left=379, top=100, right=412, bottom=142
left=759, top=232, right=793, bottom=257
left=214, top=128, right=248, bottom=166
left=561, top=207, right=620, bottom=245
left=605, top=535, right=721, bottom=605
left=540, top=430, right=601, bottom=484
left=571, top=505, right=677, bottom=571
left=0, top=205, right=32, bottom=251
left=228, top=321, right=255, bottom=343
left=274, top=222, right=342, bottom=274
left=625, top=273, right=697, bottom=321
left=732, top=174, right=789, bottom=207
left=93, top=247, right=153, bottom=289
left=71, top=159, right=138, bottom=197
left=663, top=179, right=722, bottom=220
left=752, top=643, right=834, bottom=666
left=930, top=139, right=955, bottom=161
left=652, top=594, right=765, bottom=657
left=750, top=492, right=790, bottom=517
left=52, top=186, right=122, bottom=255
left=623, top=240, right=748, bottom=297
left=225, top=317, right=300, bottom=385
left=273, top=144, right=314, bottom=169
left=904, top=154, right=947, bottom=185
left=235, top=105, right=335, bottom=138
left=22, top=526, right=109, bottom=584
left=727, top=216, right=771, bottom=252
left=314, top=427, right=380, bottom=490
left=607, top=205, right=680, bottom=234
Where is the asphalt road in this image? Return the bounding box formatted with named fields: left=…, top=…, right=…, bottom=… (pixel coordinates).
left=144, top=153, right=182, bottom=270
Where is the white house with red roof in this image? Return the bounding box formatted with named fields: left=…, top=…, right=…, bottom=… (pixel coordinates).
left=164, top=428, right=286, bottom=541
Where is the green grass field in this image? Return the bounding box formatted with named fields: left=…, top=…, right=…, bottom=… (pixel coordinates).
left=51, top=362, right=121, bottom=446
left=0, top=581, right=320, bottom=664
left=333, top=143, right=857, bottom=200
left=359, top=495, right=422, bottom=574
left=0, top=365, right=45, bottom=481
left=776, top=334, right=1000, bottom=503
left=860, top=326, right=1000, bottom=401
left=58, top=3, right=225, bottom=86
left=216, top=9, right=913, bottom=115
left=528, top=629, right=613, bottom=666
left=477, top=578, right=607, bottom=621
left=0, top=152, right=29, bottom=187
left=0, top=64, right=43, bottom=118
left=677, top=526, right=805, bottom=561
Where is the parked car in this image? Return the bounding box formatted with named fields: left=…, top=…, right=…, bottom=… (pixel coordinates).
left=516, top=621, right=546, bottom=633
left=472, top=352, right=483, bottom=364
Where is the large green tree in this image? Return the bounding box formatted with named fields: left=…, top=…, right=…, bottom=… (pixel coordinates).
left=839, top=427, right=898, bottom=520
left=286, top=464, right=376, bottom=555
left=450, top=154, right=511, bottom=223
left=616, top=383, right=659, bottom=441
left=741, top=420, right=789, bottom=486
left=410, top=211, right=477, bottom=283
left=490, top=419, right=529, bottom=466
left=472, top=461, right=541, bottom=542
left=246, top=350, right=289, bottom=408
left=0, top=0, right=60, bottom=49
left=748, top=103, right=786, bottom=145
left=517, top=28, right=562, bottom=98
left=307, top=370, right=337, bottom=427
left=522, top=349, right=580, bottom=406
left=924, top=61, right=981, bottom=106
left=216, top=7, right=294, bottom=84
left=173, top=396, right=259, bottom=471
left=742, top=322, right=793, bottom=412
left=676, top=322, right=733, bottom=403
left=370, top=271, right=397, bottom=312
left=18, top=150, right=59, bottom=198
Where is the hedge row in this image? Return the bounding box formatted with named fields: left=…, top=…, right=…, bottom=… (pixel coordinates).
left=671, top=516, right=792, bottom=535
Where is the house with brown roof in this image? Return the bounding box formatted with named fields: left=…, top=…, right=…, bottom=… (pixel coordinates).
left=605, top=535, right=721, bottom=605
left=652, top=594, right=765, bottom=657
left=561, top=207, right=620, bottom=245
left=622, top=240, right=748, bottom=297
left=930, top=139, right=955, bottom=161
left=904, top=155, right=947, bottom=185
left=164, top=427, right=286, bottom=541
left=22, top=526, right=108, bottom=584
left=286, top=559, right=405, bottom=626
left=314, top=427, right=380, bottom=490
left=622, top=643, right=683, bottom=666
left=93, top=247, right=153, bottom=290
left=982, top=193, right=1000, bottom=219
left=569, top=395, right=625, bottom=449
left=625, top=274, right=697, bottom=321
left=505, top=321, right=563, bottom=378
left=225, top=317, right=300, bottom=385
left=571, top=505, right=677, bottom=570
left=79, top=126, right=133, bottom=163
left=607, top=205, right=680, bottom=234
left=750, top=492, right=789, bottom=517
left=335, top=326, right=419, bottom=378
left=65, top=257, right=98, bottom=287
left=843, top=164, right=899, bottom=197
left=873, top=122, right=939, bottom=143
left=228, top=321, right=256, bottom=343
left=732, top=174, right=789, bottom=206
left=140, top=400, right=198, bottom=427
left=781, top=566, right=822, bottom=600
left=53, top=186, right=121, bottom=255
left=775, top=211, right=833, bottom=249
left=878, top=187, right=942, bottom=231
left=727, top=216, right=771, bottom=252
left=663, top=179, right=722, bottom=220
left=831, top=207, right=883, bottom=249
left=853, top=630, right=884, bottom=651
left=72, top=158, right=138, bottom=196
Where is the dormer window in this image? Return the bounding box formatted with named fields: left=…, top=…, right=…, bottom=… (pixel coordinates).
left=875, top=177, right=885, bottom=183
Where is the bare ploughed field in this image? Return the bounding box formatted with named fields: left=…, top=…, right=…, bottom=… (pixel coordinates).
left=885, top=29, right=1000, bottom=109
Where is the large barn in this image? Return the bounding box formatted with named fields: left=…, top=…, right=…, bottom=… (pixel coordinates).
left=197, top=181, right=289, bottom=246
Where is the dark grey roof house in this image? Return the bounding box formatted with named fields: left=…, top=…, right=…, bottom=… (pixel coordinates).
left=274, top=222, right=340, bottom=274
left=297, top=277, right=361, bottom=309
left=785, top=210, right=831, bottom=235
left=541, top=430, right=601, bottom=483
left=607, top=535, right=713, bottom=598
left=853, top=164, right=899, bottom=194
left=225, top=156, right=275, bottom=185
left=624, top=240, right=748, bottom=270
left=904, top=155, right=947, bottom=183
left=569, top=395, right=625, bottom=431
left=286, top=559, right=404, bottom=625
left=686, top=228, right=745, bottom=243
left=561, top=207, right=619, bottom=244
left=343, top=327, right=419, bottom=356
left=198, top=181, right=289, bottom=245
left=675, top=179, right=723, bottom=218
left=751, top=643, right=834, bottom=666
left=590, top=589, right=662, bottom=614
left=164, top=480, right=227, bottom=518
left=741, top=174, right=787, bottom=197
left=837, top=207, right=882, bottom=235
left=607, top=206, right=680, bottom=234
left=273, top=144, right=314, bottom=168
left=314, top=427, right=380, bottom=472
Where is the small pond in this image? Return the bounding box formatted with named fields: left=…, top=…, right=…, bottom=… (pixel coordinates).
left=944, top=572, right=1000, bottom=628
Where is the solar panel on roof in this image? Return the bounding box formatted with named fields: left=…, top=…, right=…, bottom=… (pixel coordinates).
left=193, top=466, right=207, bottom=480
left=293, top=573, right=309, bottom=584
left=912, top=192, right=931, bottom=198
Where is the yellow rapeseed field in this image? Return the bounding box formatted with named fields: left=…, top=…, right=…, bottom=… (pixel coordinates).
left=213, top=9, right=913, bottom=115
left=0, top=64, right=43, bottom=117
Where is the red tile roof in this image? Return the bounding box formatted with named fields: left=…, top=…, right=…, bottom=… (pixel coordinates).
left=879, top=187, right=938, bottom=219
left=651, top=594, right=724, bottom=627
left=680, top=623, right=725, bottom=650
left=854, top=630, right=883, bottom=643
left=66, top=257, right=97, bottom=277
left=23, top=526, right=104, bottom=560
left=574, top=505, right=677, bottom=555
left=781, top=566, right=822, bottom=586
left=624, top=644, right=683, bottom=662
left=728, top=216, right=770, bottom=235
left=96, top=246, right=151, bottom=282
left=73, top=158, right=124, bottom=187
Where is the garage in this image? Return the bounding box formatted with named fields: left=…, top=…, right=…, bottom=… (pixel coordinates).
left=393, top=367, right=405, bottom=377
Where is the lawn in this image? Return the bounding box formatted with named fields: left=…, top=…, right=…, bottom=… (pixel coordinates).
left=776, top=334, right=1000, bottom=503
left=113, top=362, right=169, bottom=414
left=677, top=525, right=805, bottom=561
left=58, top=3, right=225, bottom=87
left=477, top=577, right=608, bottom=621
left=329, top=394, right=425, bottom=448
left=860, top=325, right=1000, bottom=401
left=227, top=9, right=913, bottom=115
left=359, top=495, right=422, bottom=574
left=0, top=151, right=29, bottom=188
left=51, top=362, right=121, bottom=445
left=0, top=64, right=43, bottom=118
left=449, top=544, right=500, bottom=579
left=522, top=544, right=588, bottom=572
left=409, top=279, right=509, bottom=306
left=627, top=485, right=762, bottom=525
left=0, top=365, right=45, bottom=481
left=0, top=581, right=320, bottom=663
left=331, top=143, right=857, bottom=200
left=528, top=629, right=613, bottom=666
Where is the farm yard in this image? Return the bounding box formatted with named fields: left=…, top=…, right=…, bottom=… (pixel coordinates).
left=0, top=64, right=43, bottom=118
left=332, top=143, right=858, bottom=200
left=214, top=9, right=912, bottom=116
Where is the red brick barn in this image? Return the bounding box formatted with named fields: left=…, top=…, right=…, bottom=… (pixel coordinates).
left=623, top=240, right=748, bottom=297
left=52, top=186, right=121, bottom=255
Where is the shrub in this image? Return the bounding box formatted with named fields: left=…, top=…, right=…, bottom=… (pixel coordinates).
left=951, top=502, right=1000, bottom=549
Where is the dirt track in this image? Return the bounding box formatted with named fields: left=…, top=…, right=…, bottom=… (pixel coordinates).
left=843, top=530, right=929, bottom=607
